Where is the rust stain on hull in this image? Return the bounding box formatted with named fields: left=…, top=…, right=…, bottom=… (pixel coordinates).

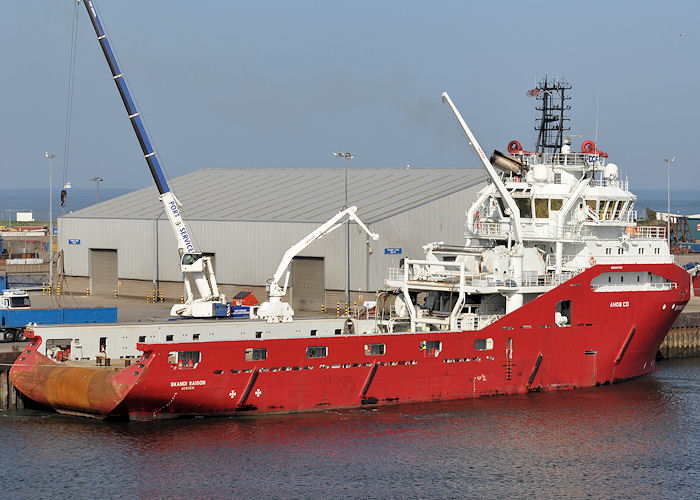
left=10, top=338, right=149, bottom=418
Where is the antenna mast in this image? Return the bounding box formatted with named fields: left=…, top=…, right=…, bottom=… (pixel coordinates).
left=531, top=76, right=572, bottom=154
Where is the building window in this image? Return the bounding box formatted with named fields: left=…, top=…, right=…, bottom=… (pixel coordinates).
left=364, top=343, right=385, bottom=356
left=306, top=346, right=327, bottom=358
left=245, top=348, right=267, bottom=361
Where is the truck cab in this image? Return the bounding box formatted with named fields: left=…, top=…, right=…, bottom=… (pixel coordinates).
left=0, top=290, right=31, bottom=310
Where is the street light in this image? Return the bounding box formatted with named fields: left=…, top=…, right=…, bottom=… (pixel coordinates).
left=664, top=156, right=675, bottom=248
left=44, top=152, right=55, bottom=285
left=91, top=177, right=104, bottom=204
left=333, top=152, right=355, bottom=311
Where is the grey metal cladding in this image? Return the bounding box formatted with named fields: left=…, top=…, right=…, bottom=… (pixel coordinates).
left=62, top=167, right=487, bottom=224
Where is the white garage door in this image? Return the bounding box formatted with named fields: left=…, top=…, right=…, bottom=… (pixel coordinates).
left=90, top=249, right=117, bottom=296
left=291, top=257, right=324, bottom=312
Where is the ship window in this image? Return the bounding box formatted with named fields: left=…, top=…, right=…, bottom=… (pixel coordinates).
left=306, top=346, right=327, bottom=358
left=166, top=335, right=173, bottom=342
left=474, top=338, right=494, bottom=350
left=534, top=199, right=549, bottom=218
left=138, top=336, right=145, bottom=343
left=638, top=248, right=644, bottom=254
left=334, top=329, right=341, bottom=335
left=310, top=329, right=317, bottom=336
left=555, top=300, right=571, bottom=327
left=585, top=200, right=596, bottom=211
left=169, top=351, right=201, bottom=369
left=364, top=343, right=386, bottom=356
left=245, top=348, right=267, bottom=361
left=193, top=333, right=200, bottom=340
left=598, top=201, right=606, bottom=219
left=605, top=248, right=612, bottom=255
left=550, top=199, right=563, bottom=211
left=515, top=198, right=532, bottom=218
left=613, top=201, right=622, bottom=219
left=421, top=340, right=442, bottom=356
left=255, top=331, right=262, bottom=339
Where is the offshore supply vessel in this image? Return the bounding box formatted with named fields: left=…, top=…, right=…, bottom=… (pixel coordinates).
left=10, top=3, right=690, bottom=419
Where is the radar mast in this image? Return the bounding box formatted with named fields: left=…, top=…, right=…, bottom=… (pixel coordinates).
left=529, top=76, right=572, bottom=154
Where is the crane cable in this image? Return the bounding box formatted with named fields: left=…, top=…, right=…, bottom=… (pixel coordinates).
left=61, top=0, right=81, bottom=209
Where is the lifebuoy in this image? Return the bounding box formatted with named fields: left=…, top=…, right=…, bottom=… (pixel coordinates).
left=581, top=140, right=596, bottom=153
left=507, top=140, right=522, bottom=154
left=589, top=256, right=596, bottom=266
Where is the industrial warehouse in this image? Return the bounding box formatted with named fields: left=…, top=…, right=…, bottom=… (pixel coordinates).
left=57, top=167, right=486, bottom=310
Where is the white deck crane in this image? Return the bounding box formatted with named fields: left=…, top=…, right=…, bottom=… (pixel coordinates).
left=257, top=206, right=379, bottom=323
left=83, top=0, right=226, bottom=317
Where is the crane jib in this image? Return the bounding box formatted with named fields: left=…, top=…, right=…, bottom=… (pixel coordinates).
left=84, top=0, right=169, bottom=195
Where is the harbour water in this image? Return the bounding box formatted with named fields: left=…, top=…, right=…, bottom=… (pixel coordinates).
left=1, top=358, right=697, bottom=498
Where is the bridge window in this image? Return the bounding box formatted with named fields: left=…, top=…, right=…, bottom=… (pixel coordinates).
left=306, top=346, right=327, bottom=358
left=550, top=199, right=563, bottom=211
left=245, top=348, right=267, bottom=361
left=534, top=199, right=549, bottom=218
left=515, top=198, right=532, bottom=218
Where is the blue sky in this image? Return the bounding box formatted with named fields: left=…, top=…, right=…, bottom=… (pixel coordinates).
left=3, top=1, right=698, bottom=191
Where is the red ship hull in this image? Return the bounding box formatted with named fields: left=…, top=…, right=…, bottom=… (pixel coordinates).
left=10, top=264, right=690, bottom=420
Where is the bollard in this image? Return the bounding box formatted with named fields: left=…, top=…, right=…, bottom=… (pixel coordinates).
left=42, top=282, right=46, bottom=296
left=345, top=302, right=349, bottom=317
left=159, top=289, right=164, bottom=303
left=336, top=301, right=340, bottom=317
left=114, top=289, right=118, bottom=299
left=146, top=289, right=150, bottom=303
left=57, top=283, right=61, bottom=296
left=48, top=284, right=52, bottom=296
left=180, top=295, right=184, bottom=304
left=321, top=304, right=325, bottom=314
left=354, top=301, right=357, bottom=317
left=86, top=287, right=90, bottom=296
left=152, top=290, right=156, bottom=304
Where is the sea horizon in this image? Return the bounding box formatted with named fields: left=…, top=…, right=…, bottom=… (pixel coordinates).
left=0, top=186, right=698, bottom=222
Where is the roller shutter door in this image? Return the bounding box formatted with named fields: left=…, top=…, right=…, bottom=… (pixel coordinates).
left=90, top=249, right=117, bottom=296
left=291, top=257, right=324, bottom=312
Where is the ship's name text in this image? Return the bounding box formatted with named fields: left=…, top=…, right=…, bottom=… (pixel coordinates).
left=170, top=380, right=206, bottom=388
left=609, top=301, right=629, bottom=308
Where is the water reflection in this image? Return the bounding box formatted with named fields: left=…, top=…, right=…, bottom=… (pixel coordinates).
left=1, top=359, right=697, bottom=498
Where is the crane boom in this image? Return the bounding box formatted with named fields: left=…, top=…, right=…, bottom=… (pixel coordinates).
left=441, top=92, right=523, bottom=245
left=83, top=0, right=224, bottom=316
left=258, top=206, right=379, bottom=323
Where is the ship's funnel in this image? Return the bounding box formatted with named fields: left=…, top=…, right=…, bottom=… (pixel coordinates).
left=490, top=150, right=526, bottom=175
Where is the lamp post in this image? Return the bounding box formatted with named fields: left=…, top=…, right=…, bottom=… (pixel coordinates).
left=664, top=156, right=675, bottom=248
left=333, top=152, right=354, bottom=311
left=45, top=152, right=56, bottom=284
left=91, top=177, right=104, bottom=204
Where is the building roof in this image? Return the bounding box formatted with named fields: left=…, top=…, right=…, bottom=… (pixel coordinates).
left=62, top=167, right=487, bottom=224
